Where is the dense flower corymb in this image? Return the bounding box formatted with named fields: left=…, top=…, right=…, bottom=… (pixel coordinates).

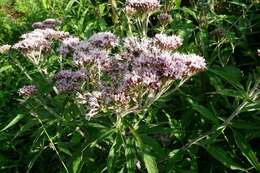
left=13, top=27, right=69, bottom=64
left=32, top=18, right=62, bottom=29
left=154, top=34, right=183, bottom=51
left=158, top=13, right=173, bottom=26
left=53, top=70, right=87, bottom=93
left=65, top=32, right=206, bottom=117
left=88, top=32, right=118, bottom=49
left=12, top=19, right=206, bottom=119
left=125, top=0, right=160, bottom=13
left=18, top=85, right=37, bottom=97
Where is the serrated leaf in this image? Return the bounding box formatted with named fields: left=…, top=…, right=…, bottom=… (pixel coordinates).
left=143, top=152, right=158, bottom=173
left=125, top=138, right=136, bottom=173
left=0, top=65, right=12, bottom=73
left=72, top=155, right=82, bottom=173
left=0, top=114, right=25, bottom=132
left=192, top=104, right=218, bottom=123
left=209, top=66, right=243, bottom=90
left=129, top=125, right=158, bottom=173
left=107, top=135, right=120, bottom=173
left=233, top=130, right=260, bottom=170
left=215, top=89, right=245, bottom=98
left=58, top=143, right=72, bottom=156
left=241, top=102, right=260, bottom=112
left=166, top=149, right=183, bottom=173
left=204, top=145, right=245, bottom=171
left=140, top=135, right=165, bottom=158
left=232, top=120, right=260, bottom=130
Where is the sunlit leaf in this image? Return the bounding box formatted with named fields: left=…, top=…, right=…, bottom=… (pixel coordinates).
left=204, top=145, right=245, bottom=171
left=233, top=130, right=260, bottom=170
left=0, top=114, right=25, bottom=132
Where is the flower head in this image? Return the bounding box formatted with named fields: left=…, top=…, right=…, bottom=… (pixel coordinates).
left=59, top=36, right=80, bottom=57
left=154, top=33, right=182, bottom=51
left=125, top=0, right=160, bottom=14
left=53, top=70, right=87, bottom=93
left=18, top=85, right=37, bottom=97
left=88, top=32, right=118, bottom=49
left=158, top=13, right=173, bottom=26
left=0, top=44, right=11, bottom=54
left=32, top=18, right=62, bottom=29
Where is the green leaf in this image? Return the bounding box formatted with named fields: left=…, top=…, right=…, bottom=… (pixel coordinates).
left=129, top=125, right=158, bottom=173
left=107, top=135, right=120, bottom=173
left=209, top=66, right=243, bottom=90
left=192, top=104, right=218, bottom=123
left=0, top=65, right=12, bottom=73
left=140, top=135, right=165, bottom=158
left=65, top=0, right=77, bottom=11
left=232, top=120, right=260, bottom=130
left=0, top=114, right=25, bottom=132
left=215, top=89, right=245, bottom=98
left=143, top=152, right=158, bottom=173
left=241, top=102, right=260, bottom=112
left=125, top=137, right=136, bottom=173
left=166, top=149, right=184, bottom=173
left=204, top=145, right=245, bottom=171
left=233, top=130, right=260, bottom=170
left=58, top=143, right=72, bottom=156
left=89, top=129, right=115, bottom=148
left=72, top=155, right=82, bottom=173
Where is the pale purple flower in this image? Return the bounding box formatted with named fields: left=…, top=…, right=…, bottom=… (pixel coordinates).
left=53, top=70, right=87, bottom=93
left=124, top=5, right=137, bottom=16
left=0, top=44, right=11, bottom=54
left=32, top=18, right=62, bottom=29
left=18, top=85, right=37, bottom=97
left=158, top=13, right=173, bottom=25
left=50, top=32, right=206, bottom=117
left=154, top=33, right=182, bottom=51
left=73, top=46, right=109, bottom=66
left=13, top=37, right=50, bottom=53
left=123, top=37, right=152, bottom=57
left=124, top=71, right=142, bottom=87
left=88, top=32, right=118, bottom=48
left=257, top=49, right=260, bottom=57
left=142, top=72, right=160, bottom=89
left=14, top=28, right=69, bottom=62
left=21, top=29, right=69, bottom=41
left=171, top=53, right=206, bottom=79
left=111, top=91, right=130, bottom=106
left=59, top=36, right=80, bottom=56
left=125, top=0, right=160, bottom=13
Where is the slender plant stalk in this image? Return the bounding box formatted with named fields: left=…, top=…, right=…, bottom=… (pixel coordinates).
left=32, top=113, right=70, bottom=173
left=181, top=79, right=259, bottom=150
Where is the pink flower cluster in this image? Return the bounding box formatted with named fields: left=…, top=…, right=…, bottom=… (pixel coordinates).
left=154, top=34, right=182, bottom=51
left=53, top=70, right=87, bottom=93
left=56, top=32, right=206, bottom=117
left=0, top=44, right=11, bottom=54
left=158, top=13, right=173, bottom=25
left=18, top=85, right=37, bottom=97
left=13, top=21, right=69, bottom=64
left=32, top=18, right=62, bottom=29
left=125, top=0, right=160, bottom=15
left=12, top=19, right=206, bottom=118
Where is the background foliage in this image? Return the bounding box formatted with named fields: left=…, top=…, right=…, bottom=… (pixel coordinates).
left=0, top=0, right=259, bottom=172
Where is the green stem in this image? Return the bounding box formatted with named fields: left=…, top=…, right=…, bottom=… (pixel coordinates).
left=33, top=112, right=69, bottom=173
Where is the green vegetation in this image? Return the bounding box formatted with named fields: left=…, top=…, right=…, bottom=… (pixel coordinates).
left=0, top=0, right=259, bottom=172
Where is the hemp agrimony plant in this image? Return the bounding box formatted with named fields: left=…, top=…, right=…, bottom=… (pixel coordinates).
left=0, top=0, right=206, bottom=172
